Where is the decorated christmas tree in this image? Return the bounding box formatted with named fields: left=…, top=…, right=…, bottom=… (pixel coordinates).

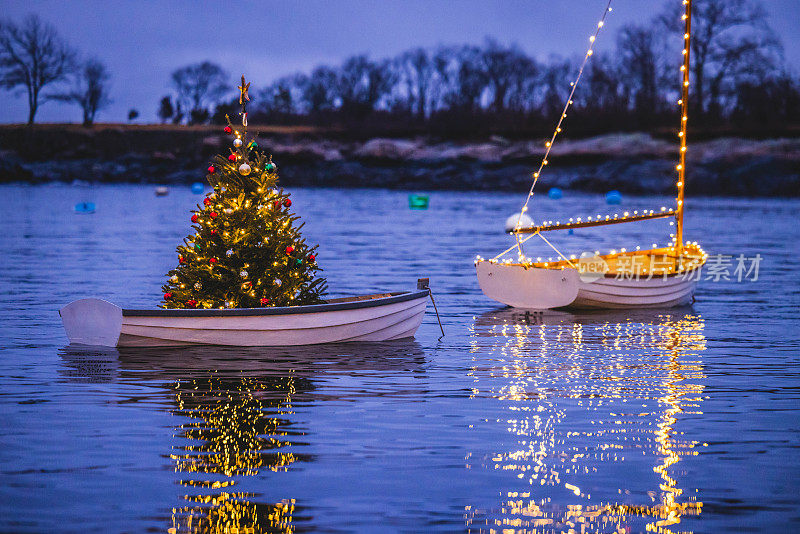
left=161, top=76, right=326, bottom=309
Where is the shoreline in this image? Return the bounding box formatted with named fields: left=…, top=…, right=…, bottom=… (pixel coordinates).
left=1, top=125, right=797, bottom=196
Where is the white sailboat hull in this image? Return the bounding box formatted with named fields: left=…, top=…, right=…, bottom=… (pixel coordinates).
left=476, top=261, right=698, bottom=310
left=61, top=291, right=428, bottom=347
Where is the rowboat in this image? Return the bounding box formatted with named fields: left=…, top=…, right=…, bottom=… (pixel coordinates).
left=475, top=0, right=707, bottom=310
left=60, top=289, right=429, bottom=347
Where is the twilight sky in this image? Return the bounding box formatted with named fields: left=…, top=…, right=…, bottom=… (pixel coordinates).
left=1, top=0, right=799, bottom=124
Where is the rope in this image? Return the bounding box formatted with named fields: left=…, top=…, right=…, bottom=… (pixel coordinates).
left=491, top=231, right=539, bottom=261
left=488, top=229, right=575, bottom=269
left=536, top=232, right=577, bottom=269
left=513, top=0, right=614, bottom=255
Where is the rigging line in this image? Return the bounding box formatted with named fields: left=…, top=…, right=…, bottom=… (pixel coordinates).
left=536, top=232, right=577, bottom=269
left=513, top=0, right=614, bottom=254
left=490, top=231, right=539, bottom=262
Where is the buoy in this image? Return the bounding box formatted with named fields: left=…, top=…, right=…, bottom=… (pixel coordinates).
left=191, top=182, right=204, bottom=194
left=548, top=187, right=563, bottom=199
left=155, top=186, right=169, bottom=197
left=605, top=190, right=622, bottom=204
left=409, top=194, right=429, bottom=210
left=74, top=202, right=96, bottom=214
left=504, top=212, right=534, bottom=233
left=568, top=228, right=574, bottom=235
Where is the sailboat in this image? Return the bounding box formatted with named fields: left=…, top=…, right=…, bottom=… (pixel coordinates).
left=475, top=0, right=707, bottom=309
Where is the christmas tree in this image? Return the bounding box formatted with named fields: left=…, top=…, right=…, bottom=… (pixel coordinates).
left=161, top=76, right=326, bottom=309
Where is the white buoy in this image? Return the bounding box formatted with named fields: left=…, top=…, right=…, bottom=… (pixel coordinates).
left=504, top=212, right=534, bottom=233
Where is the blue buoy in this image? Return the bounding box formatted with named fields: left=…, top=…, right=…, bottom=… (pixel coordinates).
left=548, top=187, right=563, bottom=199
left=191, top=182, right=205, bottom=194
left=605, top=190, right=622, bottom=205
left=74, top=202, right=96, bottom=214
left=568, top=228, right=574, bottom=235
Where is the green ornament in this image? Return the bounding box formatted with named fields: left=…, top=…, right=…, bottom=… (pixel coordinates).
left=296, top=258, right=302, bottom=265
left=248, top=141, right=258, bottom=150
left=265, top=162, right=276, bottom=172
left=194, top=244, right=201, bottom=250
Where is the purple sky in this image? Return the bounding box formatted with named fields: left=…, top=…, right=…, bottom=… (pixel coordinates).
left=1, top=0, right=799, bottom=124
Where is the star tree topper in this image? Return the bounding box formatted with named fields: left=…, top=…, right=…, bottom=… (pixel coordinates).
left=238, top=74, right=251, bottom=127
left=238, top=75, right=250, bottom=105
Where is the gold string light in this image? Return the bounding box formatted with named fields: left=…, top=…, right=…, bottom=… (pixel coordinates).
left=675, top=0, right=692, bottom=253
left=512, top=0, right=614, bottom=257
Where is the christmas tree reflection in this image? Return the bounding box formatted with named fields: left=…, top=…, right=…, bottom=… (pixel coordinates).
left=467, top=309, right=707, bottom=533
left=168, top=373, right=311, bottom=534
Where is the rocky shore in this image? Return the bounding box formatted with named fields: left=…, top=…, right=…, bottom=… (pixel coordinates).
left=1, top=125, right=797, bottom=196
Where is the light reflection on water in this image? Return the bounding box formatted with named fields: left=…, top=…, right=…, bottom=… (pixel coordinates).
left=466, top=310, right=707, bottom=533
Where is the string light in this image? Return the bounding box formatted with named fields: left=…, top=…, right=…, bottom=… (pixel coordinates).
left=481, top=0, right=706, bottom=279
left=510, top=0, right=613, bottom=244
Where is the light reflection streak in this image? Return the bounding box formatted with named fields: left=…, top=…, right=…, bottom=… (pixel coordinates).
left=467, top=309, right=706, bottom=533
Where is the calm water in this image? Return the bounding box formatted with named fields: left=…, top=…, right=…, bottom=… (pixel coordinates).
left=1, top=184, right=799, bottom=533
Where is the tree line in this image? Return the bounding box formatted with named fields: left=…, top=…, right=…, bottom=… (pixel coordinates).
left=3, top=0, right=799, bottom=135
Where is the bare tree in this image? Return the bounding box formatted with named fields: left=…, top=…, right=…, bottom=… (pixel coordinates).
left=53, top=58, right=111, bottom=126
left=302, top=66, right=338, bottom=114
left=398, top=48, right=435, bottom=118
left=258, top=74, right=305, bottom=117
left=158, top=95, right=174, bottom=123
left=578, top=53, right=627, bottom=116
left=616, top=24, right=666, bottom=119
left=171, top=62, right=229, bottom=124
left=334, top=55, right=395, bottom=117
left=447, top=45, right=485, bottom=112
left=540, top=57, right=575, bottom=121
left=658, top=0, right=783, bottom=119
left=480, top=39, right=538, bottom=113
left=0, top=15, right=75, bottom=124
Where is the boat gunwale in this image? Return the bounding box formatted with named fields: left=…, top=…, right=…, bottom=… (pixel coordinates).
left=122, top=289, right=429, bottom=318
left=475, top=248, right=706, bottom=280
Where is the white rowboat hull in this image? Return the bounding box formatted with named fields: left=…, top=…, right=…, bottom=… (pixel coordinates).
left=61, top=291, right=428, bottom=347
left=476, top=262, right=697, bottom=310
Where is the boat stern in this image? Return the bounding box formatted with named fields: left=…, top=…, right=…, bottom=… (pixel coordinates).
left=60, top=298, right=123, bottom=347
left=475, top=260, right=580, bottom=309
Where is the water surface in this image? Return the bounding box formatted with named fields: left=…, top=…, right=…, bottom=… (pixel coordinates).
left=1, top=185, right=798, bottom=532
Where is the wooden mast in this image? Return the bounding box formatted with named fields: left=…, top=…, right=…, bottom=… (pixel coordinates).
left=676, top=0, right=692, bottom=254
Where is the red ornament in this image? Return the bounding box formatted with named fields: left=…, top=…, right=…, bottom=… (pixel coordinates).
left=179, top=256, right=186, bottom=264
left=285, top=245, right=294, bottom=255
left=224, top=126, right=232, bottom=134
left=273, top=200, right=282, bottom=209
left=210, top=211, right=218, bottom=218
left=208, top=165, right=216, bottom=174
left=210, top=229, right=217, bottom=235
left=164, top=292, right=173, bottom=300
left=227, top=154, right=237, bottom=162
left=209, top=258, right=217, bottom=264
left=260, top=298, right=270, bottom=306
left=203, top=197, right=211, bottom=205
left=283, top=198, right=292, bottom=207
left=308, top=254, right=316, bottom=263
left=191, top=214, right=199, bottom=223
left=186, top=299, right=197, bottom=308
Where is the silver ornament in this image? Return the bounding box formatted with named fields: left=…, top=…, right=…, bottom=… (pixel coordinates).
left=224, top=208, right=233, bottom=215
left=238, top=163, right=251, bottom=176
left=233, top=138, right=243, bottom=148
left=225, top=300, right=233, bottom=308
left=194, top=282, right=202, bottom=290
left=274, top=278, right=282, bottom=286
left=171, top=275, right=179, bottom=282
left=240, top=270, right=248, bottom=278
left=226, top=249, right=233, bottom=257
